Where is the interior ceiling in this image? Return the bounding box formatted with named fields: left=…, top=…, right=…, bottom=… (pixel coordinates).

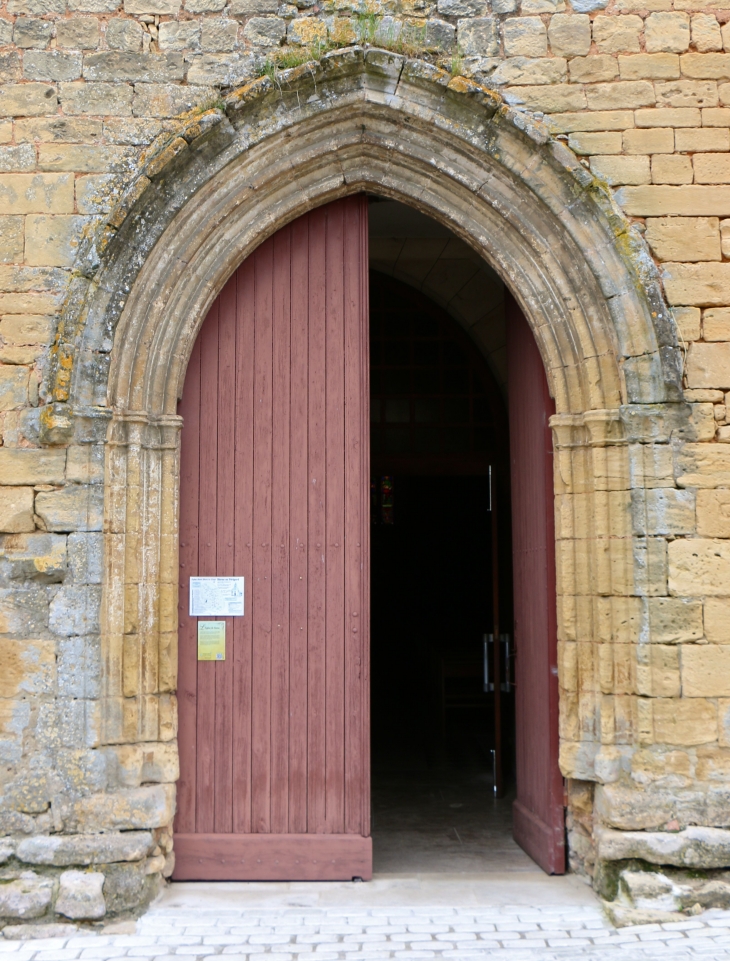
left=368, top=199, right=507, bottom=390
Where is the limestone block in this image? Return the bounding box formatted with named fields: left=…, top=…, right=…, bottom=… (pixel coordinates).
left=585, top=81, right=655, bottom=110
left=102, top=860, right=156, bottom=914
left=0, top=874, right=53, bottom=919
left=56, top=19, right=100, bottom=50
left=618, top=53, right=679, bottom=80
left=684, top=54, right=730, bottom=81
left=60, top=81, right=133, bottom=116
left=515, top=84, right=586, bottom=112
left=106, top=19, right=145, bottom=52
left=103, top=742, right=179, bottom=787
left=669, top=538, right=730, bottom=596
left=637, top=645, right=680, bottom=697
left=0, top=366, right=29, bottom=410
left=157, top=20, right=201, bottom=51
left=0, top=214, right=23, bottom=263
left=654, top=697, right=717, bottom=744
left=0, top=637, right=54, bottom=697
left=692, top=13, right=723, bottom=52
left=687, top=343, right=730, bottom=388
left=547, top=14, right=590, bottom=56
left=48, top=585, right=101, bottom=635
left=0, top=487, right=34, bottom=533
left=25, top=214, right=86, bottom=268
left=502, top=17, right=546, bottom=56
left=82, top=52, right=184, bottom=83
left=628, top=443, right=675, bottom=490
left=694, top=153, right=730, bottom=184
left=656, top=80, right=719, bottom=108
left=567, top=131, right=621, bottom=155
left=663, top=263, right=730, bottom=306
left=14, top=19, right=53, bottom=48
left=23, top=52, right=82, bottom=82
left=593, top=15, right=642, bottom=54
left=0, top=530, right=66, bottom=582
left=124, top=0, right=180, bottom=11
left=38, top=143, right=134, bottom=173
left=67, top=532, right=102, bottom=584
left=453, top=19, right=494, bottom=56
left=624, top=127, right=674, bottom=154
left=647, top=597, right=703, bottom=644
left=682, top=645, right=730, bottom=696
left=697, top=490, right=730, bottom=538
left=0, top=173, right=74, bottom=215
left=35, top=485, right=103, bottom=533
left=201, top=19, right=238, bottom=51
left=568, top=54, right=617, bottom=83
left=646, top=218, right=720, bottom=262
left=132, top=83, right=212, bottom=118
left=437, top=0, right=486, bottom=13
left=635, top=106, right=700, bottom=126
left=632, top=536, right=668, bottom=597
left=677, top=443, right=730, bottom=487
left=589, top=155, right=650, bottom=186
left=696, top=748, right=730, bottom=781
left=721, top=700, right=730, bottom=746
left=651, top=155, right=691, bottom=182
left=703, top=106, right=730, bottom=125
left=55, top=871, right=105, bottom=920
left=57, top=635, right=100, bottom=699
left=722, top=223, right=730, bottom=260
left=706, top=598, right=730, bottom=642
left=620, top=869, right=680, bottom=911
left=632, top=488, right=695, bottom=537
left=631, top=747, right=691, bottom=784
left=597, top=825, right=730, bottom=867
left=0, top=84, right=57, bottom=117
left=67, top=784, right=176, bottom=832
left=676, top=128, right=729, bottom=153
left=186, top=54, right=255, bottom=85
left=0, top=448, right=65, bottom=485
left=646, top=12, right=690, bottom=53
left=491, top=57, right=566, bottom=86
left=17, top=832, right=152, bottom=866
left=284, top=17, right=323, bottom=45
left=0, top=315, right=54, bottom=347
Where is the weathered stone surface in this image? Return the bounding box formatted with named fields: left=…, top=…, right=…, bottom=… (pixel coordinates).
left=654, top=696, right=718, bottom=744
left=0, top=84, right=57, bottom=117
left=48, top=585, right=101, bottom=635
left=596, top=781, right=730, bottom=829
left=0, top=638, right=54, bottom=697
left=55, top=870, right=105, bottom=920
left=631, top=488, right=695, bottom=536
left=502, top=17, right=547, bottom=57
left=0, top=449, right=65, bottom=486
left=35, top=485, right=103, bottom=533
left=669, top=539, right=730, bottom=596
left=103, top=743, right=180, bottom=788
left=687, top=343, right=730, bottom=389
left=83, top=52, right=184, bottom=82
left=547, top=14, right=590, bottom=57
left=66, top=784, right=176, bottom=832
left=103, top=860, right=158, bottom=914
left=0, top=873, right=53, bottom=919
left=0, top=486, right=34, bottom=534
left=676, top=444, right=730, bottom=488
left=620, top=869, right=680, bottom=912
left=456, top=17, right=497, bottom=55
left=706, top=598, right=730, bottom=643
left=646, top=217, right=721, bottom=262
left=56, top=19, right=100, bottom=50
left=598, top=826, right=730, bottom=868
left=682, top=645, right=730, bottom=697
left=0, top=531, right=66, bottom=582
left=646, top=597, right=703, bottom=644
left=17, top=831, right=152, bottom=866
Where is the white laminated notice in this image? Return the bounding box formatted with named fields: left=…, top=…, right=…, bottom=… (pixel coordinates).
left=189, top=577, right=244, bottom=617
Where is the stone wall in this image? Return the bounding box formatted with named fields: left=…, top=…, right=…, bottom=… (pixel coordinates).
left=1, top=0, right=730, bottom=919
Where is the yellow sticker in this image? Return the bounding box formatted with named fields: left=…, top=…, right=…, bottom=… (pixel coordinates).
left=197, top=621, right=225, bottom=661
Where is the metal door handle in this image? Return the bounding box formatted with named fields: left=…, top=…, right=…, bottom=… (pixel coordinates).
left=483, top=634, right=494, bottom=692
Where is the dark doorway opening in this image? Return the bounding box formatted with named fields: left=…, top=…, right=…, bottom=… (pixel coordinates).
left=367, top=260, right=526, bottom=873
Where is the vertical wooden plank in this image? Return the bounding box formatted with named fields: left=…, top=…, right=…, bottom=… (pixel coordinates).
left=307, top=205, right=328, bottom=835
left=324, top=202, right=346, bottom=834
left=507, top=293, right=564, bottom=875
left=215, top=275, right=237, bottom=834
left=251, top=239, right=274, bottom=834
left=288, top=215, right=310, bottom=834
left=271, top=227, right=292, bottom=834
left=175, top=336, right=201, bottom=836
left=343, top=196, right=369, bottom=836
left=232, top=258, right=256, bottom=835
left=359, top=200, right=371, bottom=839
left=196, top=299, right=219, bottom=834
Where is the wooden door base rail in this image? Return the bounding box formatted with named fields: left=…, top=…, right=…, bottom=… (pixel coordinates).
left=173, top=834, right=373, bottom=881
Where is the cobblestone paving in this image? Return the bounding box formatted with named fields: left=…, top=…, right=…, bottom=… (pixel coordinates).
left=4, top=900, right=730, bottom=961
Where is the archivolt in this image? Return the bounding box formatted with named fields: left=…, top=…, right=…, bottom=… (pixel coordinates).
left=45, top=45, right=680, bottom=439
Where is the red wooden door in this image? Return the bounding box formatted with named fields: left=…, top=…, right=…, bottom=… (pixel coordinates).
left=174, top=196, right=371, bottom=881
left=506, top=294, right=565, bottom=875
